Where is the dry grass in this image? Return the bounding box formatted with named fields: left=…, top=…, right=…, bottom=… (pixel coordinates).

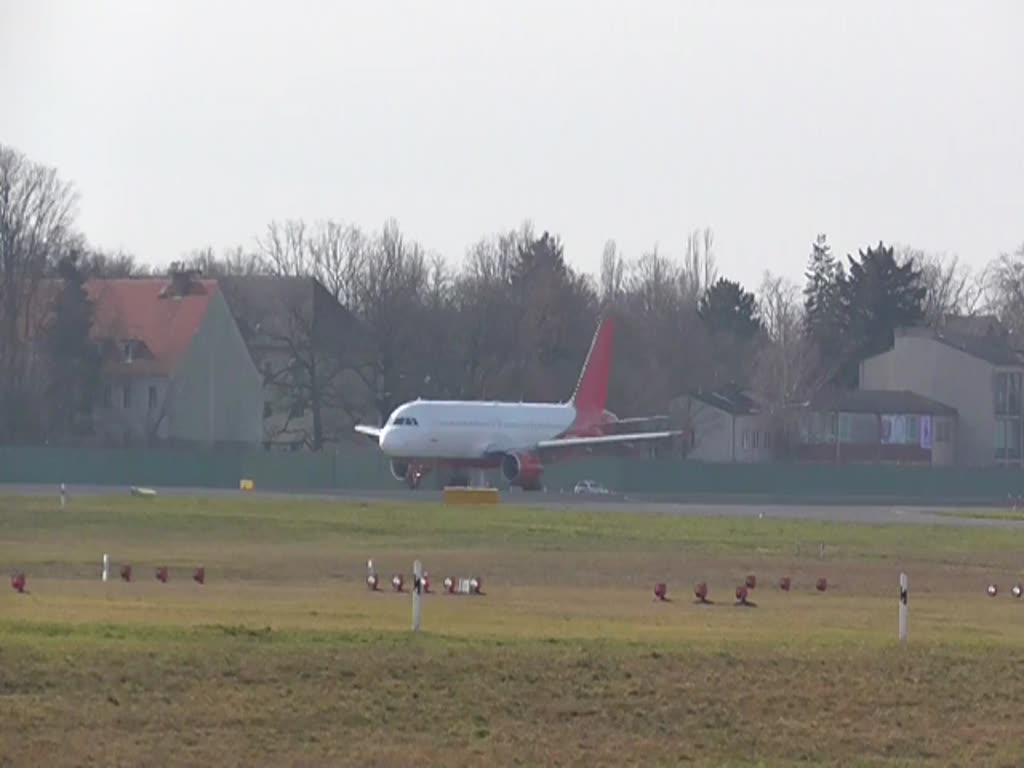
left=2, top=493, right=1024, bottom=766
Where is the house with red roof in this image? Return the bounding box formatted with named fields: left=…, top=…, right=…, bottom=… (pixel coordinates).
left=87, top=269, right=264, bottom=447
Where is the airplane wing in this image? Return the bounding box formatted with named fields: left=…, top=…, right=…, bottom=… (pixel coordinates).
left=354, top=425, right=382, bottom=439
left=536, top=430, right=682, bottom=450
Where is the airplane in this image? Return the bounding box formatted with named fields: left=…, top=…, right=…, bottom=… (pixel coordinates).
left=353, top=315, right=681, bottom=490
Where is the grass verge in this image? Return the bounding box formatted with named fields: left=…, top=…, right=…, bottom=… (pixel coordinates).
left=2, top=494, right=1024, bottom=765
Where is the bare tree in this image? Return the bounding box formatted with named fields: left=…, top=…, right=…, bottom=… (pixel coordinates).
left=985, top=243, right=1024, bottom=337
left=754, top=272, right=820, bottom=404
left=453, top=231, right=522, bottom=399
left=0, top=143, right=79, bottom=439
left=255, top=220, right=313, bottom=276
left=309, top=221, right=367, bottom=308
left=680, top=227, right=717, bottom=304
left=81, top=248, right=149, bottom=278
left=898, top=246, right=986, bottom=326
left=599, top=239, right=625, bottom=307
left=611, top=241, right=718, bottom=413
left=185, top=245, right=265, bottom=278
left=346, top=219, right=432, bottom=421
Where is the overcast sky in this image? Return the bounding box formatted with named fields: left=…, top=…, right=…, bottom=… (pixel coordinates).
left=2, top=0, right=1021, bottom=285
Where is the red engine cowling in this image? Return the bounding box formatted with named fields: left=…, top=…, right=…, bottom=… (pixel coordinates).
left=501, top=452, right=544, bottom=491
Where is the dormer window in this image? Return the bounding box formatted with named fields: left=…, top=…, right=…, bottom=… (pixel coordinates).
left=123, top=341, right=134, bottom=363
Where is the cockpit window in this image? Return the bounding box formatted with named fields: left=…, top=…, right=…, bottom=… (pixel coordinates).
left=392, top=417, right=419, bottom=426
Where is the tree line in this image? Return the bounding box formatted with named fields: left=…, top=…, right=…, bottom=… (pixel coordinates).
left=2, top=140, right=1022, bottom=448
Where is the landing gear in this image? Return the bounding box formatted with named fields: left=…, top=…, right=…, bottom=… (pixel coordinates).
left=406, top=464, right=427, bottom=489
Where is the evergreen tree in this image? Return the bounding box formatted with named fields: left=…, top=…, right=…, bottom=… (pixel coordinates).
left=839, top=241, right=925, bottom=385
left=698, top=277, right=762, bottom=341
left=45, top=251, right=101, bottom=439
left=802, top=234, right=845, bottom=354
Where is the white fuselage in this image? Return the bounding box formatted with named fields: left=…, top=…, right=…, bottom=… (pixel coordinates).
left=378, top=400, right=577, bottom=460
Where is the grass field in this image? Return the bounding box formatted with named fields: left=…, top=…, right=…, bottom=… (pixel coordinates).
left=3, top=494, right=1024, bottom=766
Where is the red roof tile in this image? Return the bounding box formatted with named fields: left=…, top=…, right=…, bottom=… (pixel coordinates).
left=86, top=278, right=218, bottom=376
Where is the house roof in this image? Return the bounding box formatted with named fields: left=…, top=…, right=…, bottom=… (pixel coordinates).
left=809, top=388, right=956, bottom=416
left=219, top=275, right=362, bottom=356
left=895, top=324, right=1024, bottom=367
left=688, top=387, right=763, bottom=416
left=86, top=277, right=218, bottom=376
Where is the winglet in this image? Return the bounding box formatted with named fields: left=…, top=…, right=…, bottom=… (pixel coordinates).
left=570, top=315, right=614, bottom=414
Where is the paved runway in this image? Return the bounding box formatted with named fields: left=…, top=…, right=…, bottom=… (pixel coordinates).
left=3, top=482, right=1023, bottom=529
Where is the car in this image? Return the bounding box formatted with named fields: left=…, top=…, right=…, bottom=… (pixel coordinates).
left=573, top=479, right=610, bottom=495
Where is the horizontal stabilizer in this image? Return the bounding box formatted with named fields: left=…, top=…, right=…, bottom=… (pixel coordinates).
left=608, top=415, right=669, bottom=425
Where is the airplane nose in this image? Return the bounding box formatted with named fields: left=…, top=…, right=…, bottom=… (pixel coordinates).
left=379, top=427, right=397, bottom=453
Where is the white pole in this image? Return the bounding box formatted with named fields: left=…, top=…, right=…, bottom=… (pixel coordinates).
left=412, top=560, right=423, bottom=632
left=899, top=572, right=908, bottom=644
left=60, top=483, right=66, bottom=509
left=102, top=553, right=109, bottom=582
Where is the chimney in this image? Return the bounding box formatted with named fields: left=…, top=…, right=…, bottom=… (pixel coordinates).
left=162, top=262, right=203, bottom=298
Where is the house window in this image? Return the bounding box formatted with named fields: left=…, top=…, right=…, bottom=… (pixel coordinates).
left=994, top=372, right=1022, bottom=416
left=753, top=431, right=761, bottom=449
left=995, top=419, right=1022, bottom=460
left=764, top=431, right=771, bottom=449
left=741, top=429, right=751, bottom=449
left=122, top=384, right=131, bottom=409
left=123, top=341, right=133, bottom=363
left=148, top=385, right=157, bottom=410
left=936, top=420, right=950, bottom=443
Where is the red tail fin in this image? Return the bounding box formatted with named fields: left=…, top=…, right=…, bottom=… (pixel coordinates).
left=570, top=315, right=614, bottom=413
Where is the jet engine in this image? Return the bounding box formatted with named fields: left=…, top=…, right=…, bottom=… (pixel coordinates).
left=391, top=459, right=428, bottom=488
left=390, top=459, right=410, bottom=482
left=500, top=452, right=544, bottom=491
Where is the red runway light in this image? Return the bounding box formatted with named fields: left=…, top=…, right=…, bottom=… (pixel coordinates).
left=156, top=566, right=168, bottom=583
left=694, top=581, right=710, bottom=604
left=816, top=577, right=828, bottom=592
left=745, top=574, right=757, bottom=589
left=391, top=574, right=404, bottom=592
left=654, top=582, right=668, bottom=601
left=735, top=584, right=751, bottom=605
left=10, top=573, right=26, bottom=593
left=778, top=576, right=791, bottom=592
left=193, top=567, right=205, bottom=585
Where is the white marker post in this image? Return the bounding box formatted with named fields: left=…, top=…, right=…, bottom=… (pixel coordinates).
left=898, top=572, right=908, bottom=644
left=60, top=483, right=66, bottom=509
left=102, top=553, right=109, bottom=583
left=412, top=559, right=423, bottom=633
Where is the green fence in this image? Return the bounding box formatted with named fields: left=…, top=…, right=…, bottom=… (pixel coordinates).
left=3, top=445, right=1024, bottom=503
left=541, top=457, right=1024, bottom=502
